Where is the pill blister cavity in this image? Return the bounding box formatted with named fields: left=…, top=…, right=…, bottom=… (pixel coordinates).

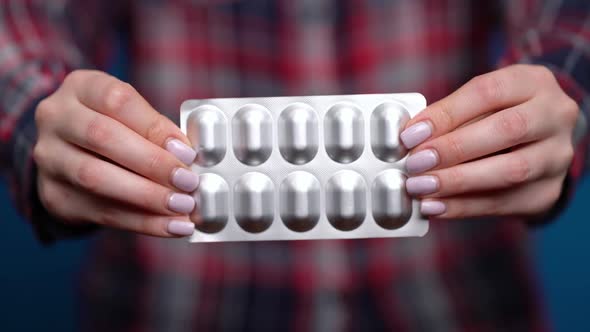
left=371, top=102, right=410, bottom=162
left=234, top=172, right=275, bottom=233
left=372, top=170, right=412, bottom=229
left=190, top=173, right=229, bottom=233
left=278, top=104, right=319, bottom=165
left=324, top=103, right=364, bottom=163
left=326, top=170, right=366, bottom=231
left=232, top=105, right=273, bottom=166
left=280, top=171, right=321, bottom=232
left=187, top=106, right=227, bottom=167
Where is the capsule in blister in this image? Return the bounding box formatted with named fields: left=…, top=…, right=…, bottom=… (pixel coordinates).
left=232, top=105, right=273, bottom=166
left=278, top=103, right=319, bottom=165
left=234, top=172, right=275, bottom=233
left=190, top=173, right=229, bottom=233
left=371, top=170, right=412, bottom=229
left=186, top=106, right=227, bottom=166
left=371, top=102, right=410, bottom=162
left=326, top=170, right=366, bottom=231
left=324, top=103, right=364, bottom=163
left=280, top=171, right=321, bottom=232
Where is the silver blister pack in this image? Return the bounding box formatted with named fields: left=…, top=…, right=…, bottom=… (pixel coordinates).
left=180, top=93, right=429, bottom=242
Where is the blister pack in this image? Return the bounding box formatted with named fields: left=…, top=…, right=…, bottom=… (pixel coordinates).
left=180, top=93, right=429, bottom=242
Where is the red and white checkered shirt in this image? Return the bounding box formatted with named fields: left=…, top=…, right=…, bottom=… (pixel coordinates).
left=2, top=1, right=589, bottom=331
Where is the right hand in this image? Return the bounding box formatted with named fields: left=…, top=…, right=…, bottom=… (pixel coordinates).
left=33, top=70, right=199, bottom=237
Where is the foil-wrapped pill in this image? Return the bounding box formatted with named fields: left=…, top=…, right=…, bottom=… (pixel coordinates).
left=190, top=173, right=229, bottom=233
left=280, top=171, right=321, bottom=232
left=325, top=170, right=366, bottom=231
left=324, top=103, right=364, bottom=163
left=278, top=103, right=319, bottom=165
left=234, top=172, right=274, bottom=233
left=186, top=106, right=227, bottom=167
left=371, top=102, right=410, bottom=162
left=232, top=105, right=273, bottom=166
left=371, top=170, right=412, bottom=229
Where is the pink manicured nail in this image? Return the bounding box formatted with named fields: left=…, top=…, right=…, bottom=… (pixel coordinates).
left=167, top=220, right=194, bottom=236
left=400, top=121, right=432, bottom=149
left=406, top=149, right=438, bottom=174
left=166, top=139, right=197, bottom=165
left=168, top=193, right=195, bottom=214
left=171, top=168, right=199, bottom=192
left=406, top=176, right=439, bottom=195
left=420, top=201, right=446, bottom=216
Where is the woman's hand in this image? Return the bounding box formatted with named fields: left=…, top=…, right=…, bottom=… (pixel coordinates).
left=33, top=70, right=199, bottom=237
left=400, top=64, right=579, bottom=219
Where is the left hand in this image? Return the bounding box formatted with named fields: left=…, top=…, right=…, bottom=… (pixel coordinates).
left=400, top=64, right=579, bottom=219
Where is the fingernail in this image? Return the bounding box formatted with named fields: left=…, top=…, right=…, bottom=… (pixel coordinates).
left=167, top=220, right=194, bottom=236
left=420, top=201, right=446, bottom=216
left=400, top=121, right=432, bottom=149
left=171, top=168, right=199, bottom=192
left=166, top=139, right=197, bottom=165
left=168, top=193, right=195, bottom=214
left=406, top=149, right=438, bottom=174
left=406, top=176, right=439, bottom=196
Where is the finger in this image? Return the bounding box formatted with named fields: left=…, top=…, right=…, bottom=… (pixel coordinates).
left=68, top=70, right=196, bottom=165
left=405, top=138, right=573, bottom=198
left=405, top=99, right=553, bottom=174
left=57, top=102, right=199, bottom=193
left=418, top=177, right=564, bottom=219
left=400, top=65, right=549, bottom=149
left=45, top=139, right=196, bottom=216
left=39, top=178, right=195, bottom=237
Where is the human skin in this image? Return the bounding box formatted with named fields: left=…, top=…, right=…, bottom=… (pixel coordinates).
left=401, top=64, right=579, bottom=219
left=33, top=65, right=578, bottom=237
left=33, top=70, right=199, bottom=237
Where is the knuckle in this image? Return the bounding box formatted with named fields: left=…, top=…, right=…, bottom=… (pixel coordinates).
left=487, top=198, right=504, bottom=217
left=145, top=114, right=167, bottom=143
left=141, top=184, right=168, bottom=211
left=433, top=100, right=456, bottom=130
left=532, top=65, right=555, bottom=82
left=562, top=144, right=575, bottom=166
left=546, top=182, right=563, bottom=205
left=85, top=116, right=111, bottom=149
left=472, top=73, right=505, bottom=103
left=96, top=208, right=118, bottom=226
left=443, top=135, right=466, bottom=163
left=445, top=167, right=465, bottom=193
left=504, top=155, right=531, bottom=185
left=103, top=81, right=134, bottom=113
left=32, top=142, right=49, bottom=167
left=75, top=160, right=102, bottom=192
left=147, top=151, right=166, bottom=171
left=64, top=70, right=85, bottom=85
left=448, top=201, right=465, bottom=218
left=35, top=99, right=58, bottom=126
left=561, top=97, right=580, bottom=126
left=38, top=180, right=62, bottom=215
left=496, top=109, right=529, bottom=145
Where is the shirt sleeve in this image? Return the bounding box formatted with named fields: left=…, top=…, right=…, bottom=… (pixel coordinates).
left=499, top=0, right=590, bottom=223
left=0, top=0, right=121, bottom=243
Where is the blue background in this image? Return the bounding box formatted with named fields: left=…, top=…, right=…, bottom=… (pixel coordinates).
left=1, top=34, right=589, bottom=332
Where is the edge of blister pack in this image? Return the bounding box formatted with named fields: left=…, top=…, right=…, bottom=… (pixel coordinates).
left=181, top=93, right=428, bottom=242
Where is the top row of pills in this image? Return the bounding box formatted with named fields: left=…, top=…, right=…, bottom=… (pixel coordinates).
left=186, top=102, right=411, bottom=167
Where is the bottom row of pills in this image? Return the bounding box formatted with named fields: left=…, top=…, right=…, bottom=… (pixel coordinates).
left=190, top=170, right=412, bottom=234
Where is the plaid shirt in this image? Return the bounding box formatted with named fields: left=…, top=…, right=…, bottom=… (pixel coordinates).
left=2, top=0, right=590, bottom=331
